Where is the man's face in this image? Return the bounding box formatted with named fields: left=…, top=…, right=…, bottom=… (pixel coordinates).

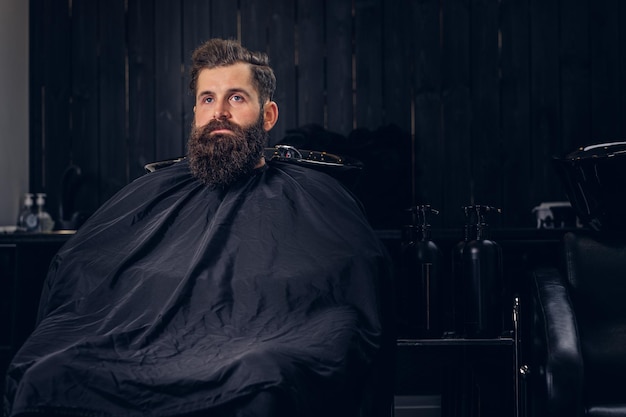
left=193, top=63, right=264, bottom=130
left=187, top=64, right=277, bottom=189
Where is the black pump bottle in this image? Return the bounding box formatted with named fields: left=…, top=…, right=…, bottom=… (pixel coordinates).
left=460, top=205, right=503, bottom=338
left=399, top=205, right=444, bottom=338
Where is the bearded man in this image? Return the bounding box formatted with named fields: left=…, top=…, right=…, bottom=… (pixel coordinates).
left=3, top=39, right=390, bottom=417
left=187, top=38, right=278, bottom=189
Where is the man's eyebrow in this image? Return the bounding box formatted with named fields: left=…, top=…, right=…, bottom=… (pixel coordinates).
left=197, top=88, right=253, bottom=98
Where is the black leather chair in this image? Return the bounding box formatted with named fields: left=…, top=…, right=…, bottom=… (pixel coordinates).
left=530, top=230, right=626, bottom=417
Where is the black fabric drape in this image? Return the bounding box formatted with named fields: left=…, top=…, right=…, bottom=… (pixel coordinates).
left=4, top=160, right=389, bottom=417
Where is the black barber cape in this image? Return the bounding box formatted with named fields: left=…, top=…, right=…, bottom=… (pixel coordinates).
left=4, top=159, right=389, bottom=417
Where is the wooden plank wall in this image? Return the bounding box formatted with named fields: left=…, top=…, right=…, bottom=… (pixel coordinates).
left=28, top=0, right=626, bottom=230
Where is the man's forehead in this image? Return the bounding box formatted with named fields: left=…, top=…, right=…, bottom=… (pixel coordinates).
left=197, top=63, right=254, bottom=89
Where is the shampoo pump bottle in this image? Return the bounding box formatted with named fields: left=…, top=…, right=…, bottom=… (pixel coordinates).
left=452, top=206, right=477, bottom=335
left=18, top=193, right=39, bottom=232
left=36, top=193, right=55, bottom=232
left=461, top=205, right=503, bottom=338
left=399, top=205, right=444, bottom=338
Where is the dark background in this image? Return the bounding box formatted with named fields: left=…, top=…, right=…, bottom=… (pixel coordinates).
left=28, top=0, right=626, bottom=230
left=17, top=2, right=623, bottom=413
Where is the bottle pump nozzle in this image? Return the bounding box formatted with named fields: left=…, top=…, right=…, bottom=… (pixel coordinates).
left=408, top=205, right=439, bottom=240
left=473, top=205, right=501, bottom=239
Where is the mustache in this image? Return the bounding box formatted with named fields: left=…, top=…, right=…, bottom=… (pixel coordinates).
left=195, top=119, right=245, bottom=137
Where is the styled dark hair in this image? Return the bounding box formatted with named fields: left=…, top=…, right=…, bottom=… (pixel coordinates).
left=189, top=38, right=276, bottom=106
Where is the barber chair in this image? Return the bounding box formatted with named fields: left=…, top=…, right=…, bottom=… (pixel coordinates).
left=530, top=142, right=626, bottom=417
left=530, top=231, right=626, bottom=417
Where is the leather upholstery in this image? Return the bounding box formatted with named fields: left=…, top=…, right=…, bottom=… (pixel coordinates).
left=531, top=231, right=626, bottom=417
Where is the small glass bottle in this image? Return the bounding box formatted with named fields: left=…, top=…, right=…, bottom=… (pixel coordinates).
left=18, top=193, right=39, bottom=232
left=36, top=193, right=55, bottom=232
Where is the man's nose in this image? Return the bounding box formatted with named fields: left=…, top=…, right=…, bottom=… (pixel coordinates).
left=213, top=101, right=230, bottom=119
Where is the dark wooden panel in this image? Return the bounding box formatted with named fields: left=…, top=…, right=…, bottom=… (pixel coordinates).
left=365, top=0, right=415, bottom=224
left=295, top=0, right=325, bottom=128
left=98, top=0, right=128, bottom=203
left=500, top=0, right=533, bottom=227
left=529, top=0, right=561, bottom=204
left=71, top=0, right=102, bottom=219
left=210, top=0, right=239, bottom=40
left=28, top=0, right=45, bottom=198
left=469, top=0, right=501, bottom=214
left=354, top=0, right=383, bottom=130
left=182, top=0, right=212, bottom=61
left=325, top=0, right=353, bottom=136
left=412, top=0, right=445, bottom=216
left=621, top=1, right=626, bottom=139
left=128, top=0, right=157, bottom=179
left=154, top=0, right=184, bottom=160
left=240, top=0, right=270, bottom=53
left=559, top=0, right=590, bottom=155
left=267, top=0, right=296, bottom=144
left=440, top=0, right=470, bottom=228
left=590, top=0, right=621, bottom=141
left=37, top=0, right=72, bottom=222
left=382, top=0, right=412, bottom=133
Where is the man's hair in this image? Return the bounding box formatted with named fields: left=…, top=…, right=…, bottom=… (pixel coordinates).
left=189, top=38, right=276, bottom=106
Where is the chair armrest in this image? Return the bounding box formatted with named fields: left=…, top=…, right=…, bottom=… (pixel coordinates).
left=530, top=267, right=584, bottom=417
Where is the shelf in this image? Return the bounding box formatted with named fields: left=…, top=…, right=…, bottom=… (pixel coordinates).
left=0, top=231, right=75, bottom=245
left=397, top=336, right=514, bottom=347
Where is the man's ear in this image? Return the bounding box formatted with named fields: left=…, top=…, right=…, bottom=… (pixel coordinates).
left=263, top=101, right=279, bottom=131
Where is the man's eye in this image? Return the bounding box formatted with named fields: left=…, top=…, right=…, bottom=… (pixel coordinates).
left=231, top=95, right=244, bottom=102
left=203, top=97, right=213, bottom=103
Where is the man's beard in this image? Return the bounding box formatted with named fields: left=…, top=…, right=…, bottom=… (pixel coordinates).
left=187, top=114, right=268, bottom=189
